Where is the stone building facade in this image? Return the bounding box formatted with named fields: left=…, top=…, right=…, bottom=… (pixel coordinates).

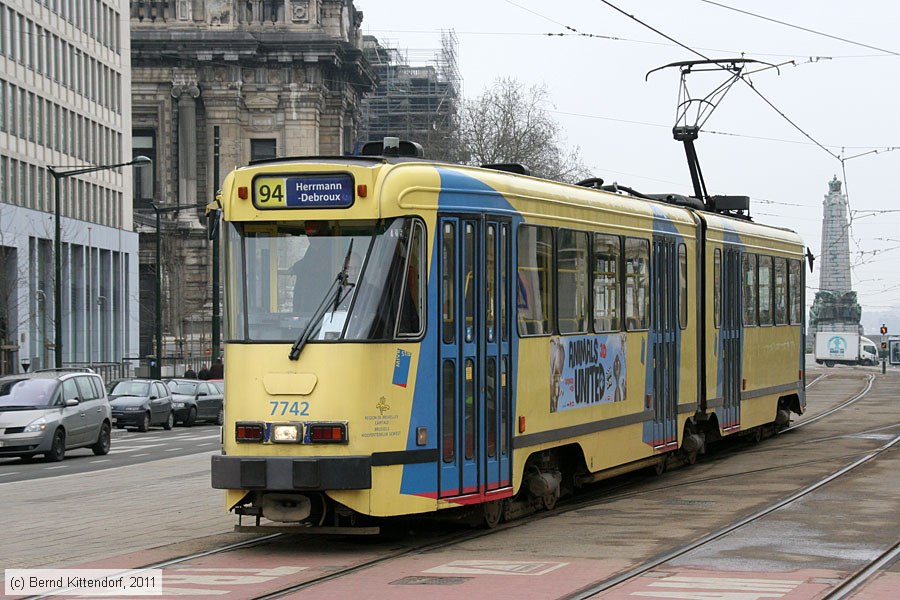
left=129, top=0, right=374, bottom=366
left=1, top=0, right=137, bottom=375
left=809, top=176, right=862, bottom=335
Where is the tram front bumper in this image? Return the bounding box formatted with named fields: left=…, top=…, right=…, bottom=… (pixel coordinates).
left=211, top=455, right=372, bottom=490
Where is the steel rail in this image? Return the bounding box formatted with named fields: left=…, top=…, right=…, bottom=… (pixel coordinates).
left=823, top=538, right=900, bottom=599
left=784, top=373, right=874, bottom=432
left=20, top=534, right=284, bottom=600
left=561, top=432, right=900, bottom=599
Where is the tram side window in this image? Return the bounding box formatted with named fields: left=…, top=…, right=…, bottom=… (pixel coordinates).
left=788, top=259, right=802, bottom=325
left=397, top=221, right=425, bottom=337
left=758, top=255, right=773, bottom=326
left=678, top=243, right=688, bottom=329
left=592, top=233, right=621, bottom=333
left=714, top=248, right=722, bottom=328
left=441, top=360, right=455, bottom=463
left=624, top=237, right=649, bottom=331
left=442, top=222, right=456, bottom=343
left=517, top=225, right=553, bottom=336
left=742, top=253, right=757, bottom=326
left=557, top=229, right=589, bottom=334
left=773, top=257, right=787, bottom=325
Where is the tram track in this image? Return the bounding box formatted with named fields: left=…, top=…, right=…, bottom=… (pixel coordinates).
left=561, top=432, right=900, bottom=599
left=785, top=372, right=875, bottom=432
left=229, top=372, right=892, bottom=598
left=19, top=372, right=881, bottom=599
left=822, top=538, right=900, bottom=600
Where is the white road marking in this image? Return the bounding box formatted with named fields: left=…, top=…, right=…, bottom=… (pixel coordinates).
left=631, top=575, right=804, bottom=599
left=424, top=560, right=568, bottom=576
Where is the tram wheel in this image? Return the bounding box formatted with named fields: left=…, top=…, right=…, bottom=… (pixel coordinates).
left=682, top=449, right=698, bottom=466
left=654, top=457, right=668, bottom=475
left=542, top=490, right=559, bottom=511
left=482, top=499, right=504, bottom=528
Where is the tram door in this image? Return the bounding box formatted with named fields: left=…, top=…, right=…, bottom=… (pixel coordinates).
left=720, top=248, right=742, bottom=429
left=439, top=217, right=513, bottom=498
left=650, top=236, right=679, bottom=449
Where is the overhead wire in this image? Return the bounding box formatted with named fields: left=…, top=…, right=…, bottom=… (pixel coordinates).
left=696, top=0, right=900, bottom=57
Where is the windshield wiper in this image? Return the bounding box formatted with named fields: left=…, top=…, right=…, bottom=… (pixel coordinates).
left=288, top=241, right=355, bottom=361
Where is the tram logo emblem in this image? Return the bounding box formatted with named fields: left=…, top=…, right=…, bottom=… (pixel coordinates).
left=376, top=397, right=391, bottom=415
left=392, top=349, right=412, bottom=388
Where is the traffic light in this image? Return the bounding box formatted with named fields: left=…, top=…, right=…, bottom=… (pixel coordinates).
left=881, top=324, right=888, bottom=335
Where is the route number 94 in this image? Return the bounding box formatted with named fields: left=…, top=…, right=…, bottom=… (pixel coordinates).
left=254, top=178, right=286, bottom=206
left=269, top=401, right=310, bottom=416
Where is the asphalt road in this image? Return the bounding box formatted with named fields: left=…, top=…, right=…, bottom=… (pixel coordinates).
left=0, top=424, right=222, bottom=483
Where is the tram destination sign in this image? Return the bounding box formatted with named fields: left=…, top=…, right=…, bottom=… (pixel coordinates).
left=253, top=173, right=355, bottom=209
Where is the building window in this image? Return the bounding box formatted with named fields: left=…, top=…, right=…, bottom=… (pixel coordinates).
left=251, top=138, right=277, bottom=161
left=133, top=130, right=155, bottom=200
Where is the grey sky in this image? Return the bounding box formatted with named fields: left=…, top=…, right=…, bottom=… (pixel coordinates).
left=357, top=1, right=900, bottom=325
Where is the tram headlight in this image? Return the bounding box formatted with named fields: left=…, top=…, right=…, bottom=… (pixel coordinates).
left=271, top=423, right=302, bottom=443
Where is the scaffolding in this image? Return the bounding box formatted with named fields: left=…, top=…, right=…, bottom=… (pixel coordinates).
left=359, top=30, right=461, bottom=161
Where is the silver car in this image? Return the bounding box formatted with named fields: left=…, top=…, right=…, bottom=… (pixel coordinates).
left=0, top=371, right=112, bottom=462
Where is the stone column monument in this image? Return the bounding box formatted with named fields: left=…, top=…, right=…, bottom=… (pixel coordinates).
left=808, top=176, right=862, bottom=335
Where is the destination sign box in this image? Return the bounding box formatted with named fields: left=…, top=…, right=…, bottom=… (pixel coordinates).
left=253, top=174, right=354, bottom=209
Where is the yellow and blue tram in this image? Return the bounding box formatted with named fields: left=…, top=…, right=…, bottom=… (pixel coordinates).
left=210, top=142, right=806, bottom=528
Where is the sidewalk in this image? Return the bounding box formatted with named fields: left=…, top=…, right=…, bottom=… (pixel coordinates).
left=1, top=451, right=233, bottom=569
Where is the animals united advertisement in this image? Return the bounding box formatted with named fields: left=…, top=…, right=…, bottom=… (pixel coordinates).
left=550, top=334, right=626, bottom=413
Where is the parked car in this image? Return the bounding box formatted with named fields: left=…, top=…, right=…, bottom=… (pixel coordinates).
left=165, top=379, right=224, bottom=426
left=0, top=370, right=112, bottom=462
left=108, top=379, right=174, bottom=432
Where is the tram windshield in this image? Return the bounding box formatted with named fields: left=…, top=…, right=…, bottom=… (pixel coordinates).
left=226, top=218, right=425, bottom=343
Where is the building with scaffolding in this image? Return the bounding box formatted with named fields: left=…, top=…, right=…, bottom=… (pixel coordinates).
left=359, top=31, right=461, bottom=161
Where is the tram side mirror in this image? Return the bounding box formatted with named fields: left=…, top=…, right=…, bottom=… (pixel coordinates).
left=806, top=247, right=815, bottom=273
left=207, top=208, right=221, bottom=241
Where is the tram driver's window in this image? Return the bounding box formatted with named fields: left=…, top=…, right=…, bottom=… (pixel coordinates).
left=517, top=225, right=553, bottom=336
left=624, top=237, right=649, bottom=331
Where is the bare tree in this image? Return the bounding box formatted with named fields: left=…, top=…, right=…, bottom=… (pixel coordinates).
left=458, top=77, right=590, bottom=183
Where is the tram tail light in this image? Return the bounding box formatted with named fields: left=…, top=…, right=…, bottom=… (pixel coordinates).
left=307, top=422, right=348, bottom=443
left=235, top=422, right=265, bottom=442
left=237, top=186, right=248, bottom=200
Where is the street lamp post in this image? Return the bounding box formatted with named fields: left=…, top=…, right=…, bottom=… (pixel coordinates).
left=137, top=201, right=208, bottom=379
left=47, top=156, right=152, bottom=369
